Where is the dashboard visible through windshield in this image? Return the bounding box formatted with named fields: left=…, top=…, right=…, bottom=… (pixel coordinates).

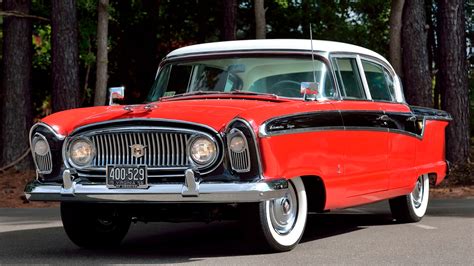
left=147, top=55, right=336, bottom=101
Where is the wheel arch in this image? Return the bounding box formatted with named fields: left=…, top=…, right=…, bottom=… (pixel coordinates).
left=300, top=175, right=327, bottom=213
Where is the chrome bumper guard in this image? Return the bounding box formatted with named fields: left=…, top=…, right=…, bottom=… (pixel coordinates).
left=25, top=169, right=288, bottom=203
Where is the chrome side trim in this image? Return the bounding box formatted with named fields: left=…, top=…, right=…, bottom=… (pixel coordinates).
left=24, top=177, right=288, bottom=203
left=225, top=118, right=263, bottom=176
left=258, top=110, right=448, bottom=139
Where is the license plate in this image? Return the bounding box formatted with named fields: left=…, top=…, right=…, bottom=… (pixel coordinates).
left=106, top=165, right=148, bottom=189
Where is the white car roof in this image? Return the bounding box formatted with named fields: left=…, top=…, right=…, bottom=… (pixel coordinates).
left=166, top=39, right=390, bottom=66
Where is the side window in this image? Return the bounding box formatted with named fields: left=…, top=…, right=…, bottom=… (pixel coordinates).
left=332, top=58, right=366, bottom=99
left=361, top=60, right=396, bottom=102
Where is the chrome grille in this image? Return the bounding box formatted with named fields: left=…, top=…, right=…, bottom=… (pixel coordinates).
left=35, top=153, right=53, bottom=174
left=89, top=132, right=191, bottom=168
left=227, top=129, right=251, bottom=173
left=32, top=134, right=53, bottom=174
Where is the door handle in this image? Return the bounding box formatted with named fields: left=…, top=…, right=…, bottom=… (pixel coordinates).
left=376, top=114, right=390, bottom=122
left=406, top=115, right=417, bottom=122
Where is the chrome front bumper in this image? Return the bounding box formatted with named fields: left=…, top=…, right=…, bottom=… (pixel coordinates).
left=25, top=169, right=288, bottom=203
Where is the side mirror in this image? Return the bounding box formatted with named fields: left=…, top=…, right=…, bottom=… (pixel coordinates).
left=108, top=86, right=125, bottom=105
left=300, top=82, right=319, bottom=100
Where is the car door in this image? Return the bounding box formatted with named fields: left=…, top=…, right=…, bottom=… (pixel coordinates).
left=330, top=55, right=390, bottom=197
left=359, top=59, right=417, bottom=190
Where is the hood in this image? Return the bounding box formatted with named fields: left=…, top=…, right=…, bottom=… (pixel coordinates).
left=41, top=97, right=287, bottom=136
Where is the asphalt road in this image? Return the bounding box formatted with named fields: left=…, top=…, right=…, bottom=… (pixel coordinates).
left=0, top=199, right=473, bottom=264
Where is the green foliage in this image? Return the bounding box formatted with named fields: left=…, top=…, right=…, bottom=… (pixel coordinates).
left=32, top=25, right=51, bottom=70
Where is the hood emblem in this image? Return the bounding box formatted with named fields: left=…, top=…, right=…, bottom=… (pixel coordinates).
left=130, top=144, right=147, bottom=158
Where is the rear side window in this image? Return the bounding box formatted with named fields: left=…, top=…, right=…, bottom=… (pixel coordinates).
left=332, top=58, right=366, bottom=99
left=361, top=60, right=396, bottom=102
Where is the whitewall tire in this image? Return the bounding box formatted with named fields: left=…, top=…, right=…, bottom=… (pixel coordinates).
left=242, top=177, right=307, bottom=252
left=389, top=174, right=430, bottom=222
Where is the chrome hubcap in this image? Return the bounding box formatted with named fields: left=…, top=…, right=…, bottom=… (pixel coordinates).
left=411, top=176, right=424, bottom=208
left=269, top=181, right=297, bottom=235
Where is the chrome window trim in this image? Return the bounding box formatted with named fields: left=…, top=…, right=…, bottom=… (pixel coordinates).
left=63, top=125, right=223, bottom=175
left=225, top=117, right=263, bottom=177
left=156, top=51, right=342, bottom=102
left=328, top=52, right=405, bottom=104
left=356, top=55, right=373, bottom=100
left=227, top=128, right=251, bottom=173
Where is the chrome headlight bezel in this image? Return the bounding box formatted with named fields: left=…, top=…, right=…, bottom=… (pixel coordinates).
left=226, top=128, right=251, bottom=173
left=67, top=137, right=96, bottom=168
left=31, top=133, right=53, bottom=174
left=187, top=135, right=218, bottom=167
left=32, top=134, right=50, bottom=156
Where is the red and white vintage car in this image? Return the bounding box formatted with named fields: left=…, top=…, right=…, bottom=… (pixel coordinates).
left=25, top=40, right=451, bottom=252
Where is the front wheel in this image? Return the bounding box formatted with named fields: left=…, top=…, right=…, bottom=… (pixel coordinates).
left=242, top=177, right=307, bottom=252
left=61, top=203, right=131, bottom=248
left=389, top=174, right=430, bottom=223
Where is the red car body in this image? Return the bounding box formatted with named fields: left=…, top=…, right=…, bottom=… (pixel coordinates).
left=25, top=39, right=450, bottom=251
left=39, top=95, right=449, bottom=210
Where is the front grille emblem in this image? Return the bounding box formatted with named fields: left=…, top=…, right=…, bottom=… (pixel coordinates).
left=130, top=144, right=147, bottom=158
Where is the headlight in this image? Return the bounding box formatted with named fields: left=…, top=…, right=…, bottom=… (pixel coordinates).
left=69, top=138, right=95, bottom=166
left=189, top=136, right=217, bottom=165
left=229, top=135, right=246, bottom=153
left=33, top=138, right=49, bottom=156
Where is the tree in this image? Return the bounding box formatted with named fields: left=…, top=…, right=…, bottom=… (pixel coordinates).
left=389, top=0, right=405, bottom=76
left=401, top=0, right=432, bottom=107
left=255, top=0, right=266, bottom=39
left=222, top=0, right=237, bottom=40
left=51, top=0, right=81, bottom=112
left=438, top=0, right=470, bottom=164
left=0, top=0, right=33, bottom=168
left=94, top=0, right=109, bottom=106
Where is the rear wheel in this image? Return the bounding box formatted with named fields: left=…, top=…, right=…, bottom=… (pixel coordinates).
left=242, top=177, right=307, bottom=252
left=61, top=203, right=131, bottom=248
left=389, top=174, right=430, bottom=223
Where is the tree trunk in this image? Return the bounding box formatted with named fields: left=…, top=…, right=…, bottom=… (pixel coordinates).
left=255, top=0, right=266, bottom=39
left=401, top=0, right=432, bottom=107
left=222, top=0, right=237, bottom=40
left=0, top=0, right=33, bottom=168
left=438, top=0, right=470, bottom=164
left=389, top=0, right=405, bottom=77
left=94, top=0, right=109, bottom=106
left=51, top=0, right=81, bottom=112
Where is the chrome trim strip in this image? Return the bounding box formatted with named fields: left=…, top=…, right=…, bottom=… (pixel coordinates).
left=24, top=179, right=288, bottom=203
left=69, top=118, right=220, bottom=136
left=355, top=54, right=373, bottom=100
left=258, top=110, right=448, bottom=139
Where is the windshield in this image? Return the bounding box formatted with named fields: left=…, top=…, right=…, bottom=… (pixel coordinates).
left=146, top=55, right=336, bottom=101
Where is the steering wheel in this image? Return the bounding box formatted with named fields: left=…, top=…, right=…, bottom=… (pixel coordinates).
left=269, top=80, right=302, bottom=98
